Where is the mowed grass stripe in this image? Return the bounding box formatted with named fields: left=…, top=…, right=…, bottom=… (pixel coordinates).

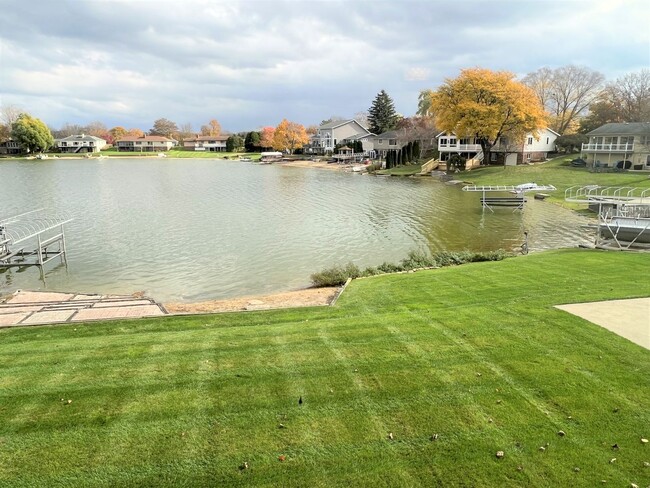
left=1, top=249, right=649, bottom=487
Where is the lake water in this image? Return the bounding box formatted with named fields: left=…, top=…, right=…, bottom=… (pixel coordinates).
left=0, top=158, right=591, bottom=302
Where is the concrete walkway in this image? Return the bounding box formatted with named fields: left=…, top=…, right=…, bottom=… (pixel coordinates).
left=556, top=297, right=650, bottom=350
left=0, top=290, right=167, bottom=327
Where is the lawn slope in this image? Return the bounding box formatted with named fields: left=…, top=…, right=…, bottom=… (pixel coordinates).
left=0, top=249, right=649, bottom=487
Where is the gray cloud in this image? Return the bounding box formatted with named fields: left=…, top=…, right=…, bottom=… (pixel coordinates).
left=1, top=0, right=648, bottom=131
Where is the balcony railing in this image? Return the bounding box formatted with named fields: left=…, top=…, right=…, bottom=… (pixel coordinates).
left=582, top=143, right=634, bottom=152
left=438, top=143, right=481, bottom=152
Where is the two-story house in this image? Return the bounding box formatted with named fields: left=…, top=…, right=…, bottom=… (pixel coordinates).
left=116, top=135, right=176, bottom=152
left=0, top=139, right=23, bottom=155
left=183, top=135, right=228, bottom=152
left=371, top=130, right=407, bottom=158
left=307, top=119, right=373, bottom=154
left=56, top=134, right=107, bottom=153
left=581, top=122, right=650, bottom=171
left=436, top=128, right=559, bottom=166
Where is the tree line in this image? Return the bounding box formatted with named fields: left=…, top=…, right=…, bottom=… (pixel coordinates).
left=2, top=65, right=647, bottom=158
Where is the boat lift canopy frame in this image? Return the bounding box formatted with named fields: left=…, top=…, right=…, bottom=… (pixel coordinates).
left=0, top=209, right=73, bottom=276
left=462, top=184, right=557, bottom=212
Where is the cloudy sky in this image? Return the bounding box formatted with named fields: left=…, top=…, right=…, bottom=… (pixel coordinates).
left=1, top=0, right=648, bottom=132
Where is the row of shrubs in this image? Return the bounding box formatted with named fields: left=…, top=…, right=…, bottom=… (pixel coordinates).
left=310, top=249, right=510, bottom=287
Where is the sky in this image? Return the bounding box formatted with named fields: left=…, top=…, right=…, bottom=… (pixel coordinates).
left=1, top=0, right=649, bottom=133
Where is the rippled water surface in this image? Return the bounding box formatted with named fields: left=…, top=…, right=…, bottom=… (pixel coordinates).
left=0, top=159, right=590, bottom=301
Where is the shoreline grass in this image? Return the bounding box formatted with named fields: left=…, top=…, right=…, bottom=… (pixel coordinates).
left=1, top=249, right=648, bottom=486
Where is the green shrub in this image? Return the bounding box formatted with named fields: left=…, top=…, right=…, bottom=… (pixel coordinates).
left=310, top=262, right=361, bottom=287
left=376, top=262, right=403, bottom=273
left=310, top=250, right=510, bottom=287
left=400, top=250, right=438, bottom=269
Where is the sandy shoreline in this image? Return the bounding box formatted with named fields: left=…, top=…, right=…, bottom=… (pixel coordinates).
left=164, top=286, right=339, bottom=314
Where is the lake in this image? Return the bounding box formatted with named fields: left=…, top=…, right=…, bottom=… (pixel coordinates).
left=0, top=158, right=591, bottom=302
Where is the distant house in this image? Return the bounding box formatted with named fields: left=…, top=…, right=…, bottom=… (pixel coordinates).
left=581, top=122, right=650, bottom=171
left=116, top=135, right=176, bottom=152
left=0, top=139, right=22, bottom=155
left=307, top=119, right=373, bottom=154
left=56, top=134, right=107, bottom=153
left=183, top=135, right=228, bottom=152
left=436, top=128, right=559, bottom=166
left=370, top=130, right=410, bottom=157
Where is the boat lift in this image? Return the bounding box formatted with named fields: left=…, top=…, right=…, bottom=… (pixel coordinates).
left=462, top=184, right=557, bottom=212
left=564, top=186, right=650, bottom=250
left=0, top=209, right=73, bottom=278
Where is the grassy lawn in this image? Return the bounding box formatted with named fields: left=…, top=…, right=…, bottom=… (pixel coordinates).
left=376, top=163, right=424, bottom=176
left=1, top=250, right=649, bottom=486
left=461, top=154, right=650, bottom=206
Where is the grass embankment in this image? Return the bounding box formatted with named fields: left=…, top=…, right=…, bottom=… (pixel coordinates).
left=1, top=250, right=649, bottom=487
left=463, top=155, right=650, bottom=206
left=376, top=163, right=424, bottom=176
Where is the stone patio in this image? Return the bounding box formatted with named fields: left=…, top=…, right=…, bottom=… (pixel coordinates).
left=0, top=290, right=167, bottom=327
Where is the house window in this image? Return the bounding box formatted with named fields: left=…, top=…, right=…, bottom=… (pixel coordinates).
left=546, top=137, right=549, bottom=144
left=526, top=153, right=532, bottom=161
left=527, top=137, right=533, bottom=145
left=491, top=153, right=497, bottom=162
left=378, top=139, right=383, bottom=144
left=440, top=138, right=447, bottom=146
left=389, top=139, right=397, bottom=146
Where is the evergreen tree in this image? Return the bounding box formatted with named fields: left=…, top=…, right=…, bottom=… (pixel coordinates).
left=368, top=90, right=399, bottom=135
left=244, top=131, right=261, bottom=152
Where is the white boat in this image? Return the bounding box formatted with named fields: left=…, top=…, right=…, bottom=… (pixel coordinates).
left=157, top=152, right=167, bottom=158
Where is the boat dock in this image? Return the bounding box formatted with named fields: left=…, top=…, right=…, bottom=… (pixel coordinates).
left=462, top=184, right=557, bottom=211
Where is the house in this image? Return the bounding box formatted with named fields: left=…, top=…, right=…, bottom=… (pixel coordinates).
left=115, top=135, right=176, bottom=152
left=56, top=134, right=107, bottom=153
left=183, top=135, right=228, bottom=152
left=371, top=130, right=407, bottom=157
left=307, top=119, right=373, bottom=154
left=581, top=122, right=650, bottom=171
left=0, top=139, right=22, bottom=155
left=436, top=128, right=559, bottom=166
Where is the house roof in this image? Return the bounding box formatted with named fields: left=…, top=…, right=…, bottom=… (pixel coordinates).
left=57, top=134, right=106, bottom=143
left=344, top=132, right=374, bottom=141
left=373, top=130, right=400, bottom=139
left=586, top=122, right=650, bottom=136
left=117, top=135, right=176, bottom=143
left=435, top=127, right=559, bottom=138
left=185, top=135, right=229, bottom=142
left=319, top=119, right=370, bottom=133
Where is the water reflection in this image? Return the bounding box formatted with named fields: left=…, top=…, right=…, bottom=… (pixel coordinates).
left=0, top=159, right=591, bottom=301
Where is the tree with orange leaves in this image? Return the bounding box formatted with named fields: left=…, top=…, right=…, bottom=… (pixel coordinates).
left=272, top=119, right=309, bottom=154
left=430, top=68, right=547, bottom=162
left=200, top=119, right=221, bottom=136
left=259, top=126, right=275, bottom=150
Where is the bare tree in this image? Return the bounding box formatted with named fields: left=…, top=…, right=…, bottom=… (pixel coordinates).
left=523, top=65, right=604, bottom=134
left=522, top=67, right=554, bottom=110
left=607, top=69, right=650, bottom=122
left=0, top=104, right=23, bottom=127
left=353, top=111, right=369, bottom=127
left=177, top=122, right=195, bottom=144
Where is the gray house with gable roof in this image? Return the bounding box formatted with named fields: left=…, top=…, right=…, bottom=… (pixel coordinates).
left=56, top=134, right=107, bottom=153
left=582, top=122, right=650, bottom=171
left=307, top=119, right=373, bottom=154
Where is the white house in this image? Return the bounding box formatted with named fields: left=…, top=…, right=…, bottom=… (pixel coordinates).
left=307, top=119, right=373, bottom=154
left=56, top=134, right=107, bottom=153
left=116, top=135, right=176, bottom=152
left=581, top=122, right=650, bottom=171
left=436, top=128, right=559, bottom=166
left=183, top=135, right=228, bottom=152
